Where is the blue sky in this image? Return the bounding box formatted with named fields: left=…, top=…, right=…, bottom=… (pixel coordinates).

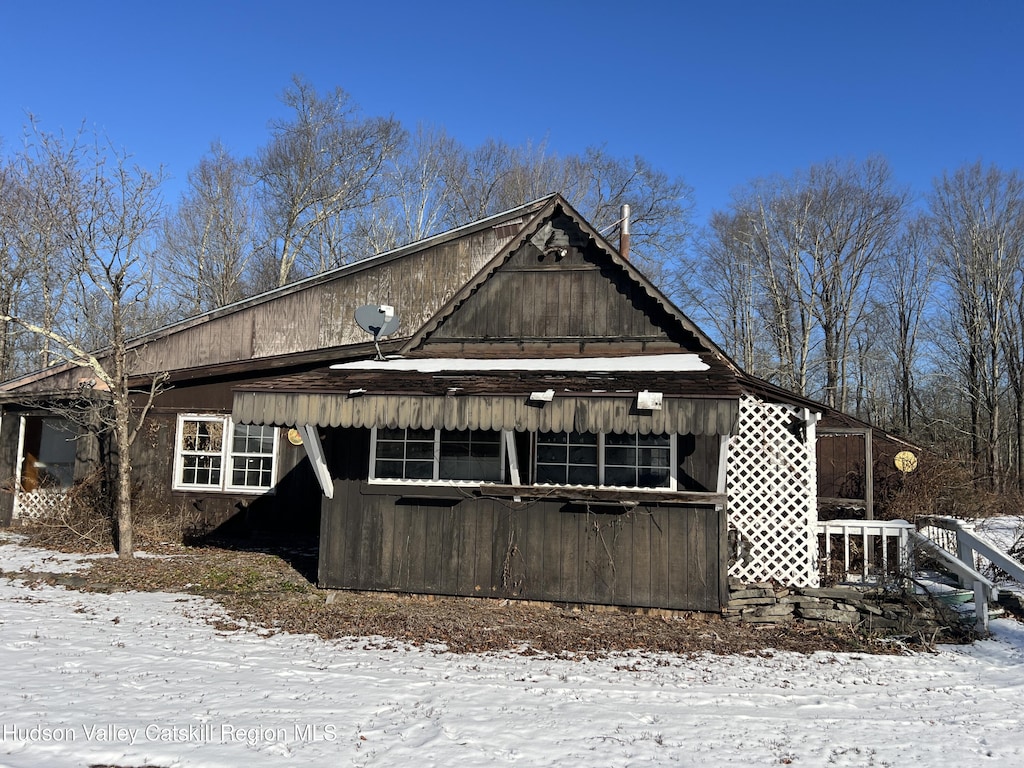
left=2, top=1, right=1021, bottom=229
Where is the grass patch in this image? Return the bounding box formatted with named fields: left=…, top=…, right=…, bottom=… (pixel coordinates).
left=6, top=532, right=933, bottom=658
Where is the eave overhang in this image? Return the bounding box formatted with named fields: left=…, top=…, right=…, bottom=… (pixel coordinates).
left=234, top=390, right=736, bottom=435
left=232, top=355, right=740, bottom=436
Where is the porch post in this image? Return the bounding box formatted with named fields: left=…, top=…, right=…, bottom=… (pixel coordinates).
left=11, top=415, right=26, bottom=520
left=297, top=425, right=334, bottom=500
left=863, top=428, right=874, bottom=520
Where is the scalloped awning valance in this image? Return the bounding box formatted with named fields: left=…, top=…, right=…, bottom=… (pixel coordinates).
left=232, top=391, right=737, bottom=436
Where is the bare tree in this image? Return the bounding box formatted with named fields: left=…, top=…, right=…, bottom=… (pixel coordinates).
left=723, top=178, right=818, bottom=395
left=803, top=158, right=906, bottom=410
left=440, top=137, right=578, bottom=224
left=439, top=139, right=694, bottom=290
left=700, top=158, right=905, bottom=408
left=0, top=152, right=26, bottom=379
left=573, top=147, right=694, bottom=291
left=693, top=209, right=764, bottom=373
left=351, top=124, right=462, bottom=255
left=253, top=76, right=402, bottom=287
left=161, top=141, right=257, bottom=314
left=0, top=129, right=78, bottom=377
left=0, top=124, right=167, bottom=557
left=877, top=214, right=936, bottom=436
left=849, top=302, right=894, bottom=426
left=1004, top=241, right=1024, bottom=491
left=929, top=162, right=1024, bottom=489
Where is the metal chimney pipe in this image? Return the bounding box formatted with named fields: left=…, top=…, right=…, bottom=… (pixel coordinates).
left=619, top=204, right=630, bottom=260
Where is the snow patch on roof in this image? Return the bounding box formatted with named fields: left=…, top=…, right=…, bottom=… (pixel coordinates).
left=330, top=354, right=709, bottom=373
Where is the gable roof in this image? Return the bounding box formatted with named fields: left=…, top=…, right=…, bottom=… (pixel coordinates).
left=230, top=197, right=745, bottom=436
left=402, top=195, right=739, bottom=368
left=0, top=196, right=554, bottom=395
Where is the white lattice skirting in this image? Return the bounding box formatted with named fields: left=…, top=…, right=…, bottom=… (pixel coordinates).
left=727, top=395, right=819, bottom=587
left=12, top=489, right=73, bottom=522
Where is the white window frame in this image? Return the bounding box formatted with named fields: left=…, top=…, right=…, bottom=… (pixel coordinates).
left=533, top=431, right=677, bottom=491
left=16, top=415, right=79, bottom=491
left=535, top=430, right=600, bottom=487
left=369, top=426, right=506, bottom=487
left=172, top=414, right=279, bottom=494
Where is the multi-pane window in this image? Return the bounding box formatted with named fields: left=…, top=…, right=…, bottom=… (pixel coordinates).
left=534, top=431, right=674, bottom=490
left=536, top=431, right=599, bottom=486
left=604, top=432, right=672, bottom=488
left=371, top=427, right=504, bottom=484
left=230, top=423, right=277, bottom=489
left=374, top=427, right=435, bottom=480
left=439, top=429, right=502, bottom=481
left=178, top=417, right=225, bottom=488
left=174, top=415, right=278, bottom=493
left=370, top=426, right=672, bottom=490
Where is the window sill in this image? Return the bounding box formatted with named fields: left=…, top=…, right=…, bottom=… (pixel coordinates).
left=476, top=485, right=727, bottom=507
left=171, top=488, right=274, bottom=497
left=361, top=483, right=475, bottom=501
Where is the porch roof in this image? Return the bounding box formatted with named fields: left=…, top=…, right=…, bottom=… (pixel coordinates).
left=232, top=358, right=740, bottom=435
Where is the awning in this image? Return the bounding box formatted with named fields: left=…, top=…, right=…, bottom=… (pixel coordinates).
left=232, top=391, right=737, bottom=436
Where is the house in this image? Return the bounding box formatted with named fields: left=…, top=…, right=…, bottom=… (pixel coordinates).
left=0, top=194, right=913, bottom=611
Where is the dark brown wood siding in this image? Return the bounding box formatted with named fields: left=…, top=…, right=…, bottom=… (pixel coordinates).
left=122, top=376, right=322, bottom=534
left=2, top=210, right=530, bottom=398
left=0, top=411, right=19, bottom=525
left=128, top=227, right=518, bottom=376
left=318, top=428, right=727, bottom=611
left=419, top=222, right=702, bottom=358
left=817, top=432, right=867, bottom=501
left=678, top=433, right=722, bottom=491
left=127, top=409, right=321, bottom=535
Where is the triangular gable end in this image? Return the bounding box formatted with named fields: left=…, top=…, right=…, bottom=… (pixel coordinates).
left=402, top=196, right=731, bottom=362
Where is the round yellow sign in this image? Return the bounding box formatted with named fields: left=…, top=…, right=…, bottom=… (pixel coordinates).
left=287, top=428, right=304, bottom=446
left=894, top=450, right=918, bottom=473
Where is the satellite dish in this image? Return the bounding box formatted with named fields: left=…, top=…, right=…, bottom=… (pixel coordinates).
left=355, top=304, right=400, bottom=360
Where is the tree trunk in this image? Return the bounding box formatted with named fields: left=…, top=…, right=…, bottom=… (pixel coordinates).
left=1017, top=391, right=1024, bottom=493
left=111, top=281, right=134, bottom=559
left=114, top=398, right=134, bottom=558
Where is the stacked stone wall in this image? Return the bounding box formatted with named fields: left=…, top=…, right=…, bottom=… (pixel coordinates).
left=725, top=579, right=950, bottom=635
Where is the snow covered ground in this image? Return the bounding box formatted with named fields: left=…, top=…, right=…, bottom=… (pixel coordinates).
left=973, top=515, right=1024, bottom=557
left=2, top=533, right=1024, bottom=767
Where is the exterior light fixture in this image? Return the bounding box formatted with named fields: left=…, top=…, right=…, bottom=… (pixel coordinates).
left=637, top=390, right=663, bottom=410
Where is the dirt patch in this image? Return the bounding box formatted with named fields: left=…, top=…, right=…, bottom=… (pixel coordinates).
left=6, top=535, right=917, bottom=657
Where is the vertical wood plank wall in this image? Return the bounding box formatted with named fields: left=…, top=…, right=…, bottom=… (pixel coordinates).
left=319, top=429, right=728, bottom=612
left=0, top=412, right=19, bottom=525
left=816, top=432, right=867, bottom=499
left=423, top=219, right=695, bottom=355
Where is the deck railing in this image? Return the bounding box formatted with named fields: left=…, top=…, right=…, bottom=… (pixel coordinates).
left=817, top=519, right=915, bottom=583
left=817, top=516, right=1017, bottom=632
left=918, top=515, right=1024, bottom=586
left=913, top=516, right=1010, bottom=632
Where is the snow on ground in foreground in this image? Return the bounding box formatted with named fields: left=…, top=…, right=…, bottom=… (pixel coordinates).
left=1, top=535, right=1023, bottom=767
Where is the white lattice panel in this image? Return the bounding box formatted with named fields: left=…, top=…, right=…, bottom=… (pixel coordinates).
left=12, top=489, right=72, bottom=522
left=727, top=395, right=819, bottom=587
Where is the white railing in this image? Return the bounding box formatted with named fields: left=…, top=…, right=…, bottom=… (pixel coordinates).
left=908, top=528, right=998, bottom=630
left=919, top=515, right=1024, bottom=585
left=912, top=516, right=1023, bottom=633
left=817, top=519, right=915, bottom=583
left=816, top=516, right=1019, bottom=633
